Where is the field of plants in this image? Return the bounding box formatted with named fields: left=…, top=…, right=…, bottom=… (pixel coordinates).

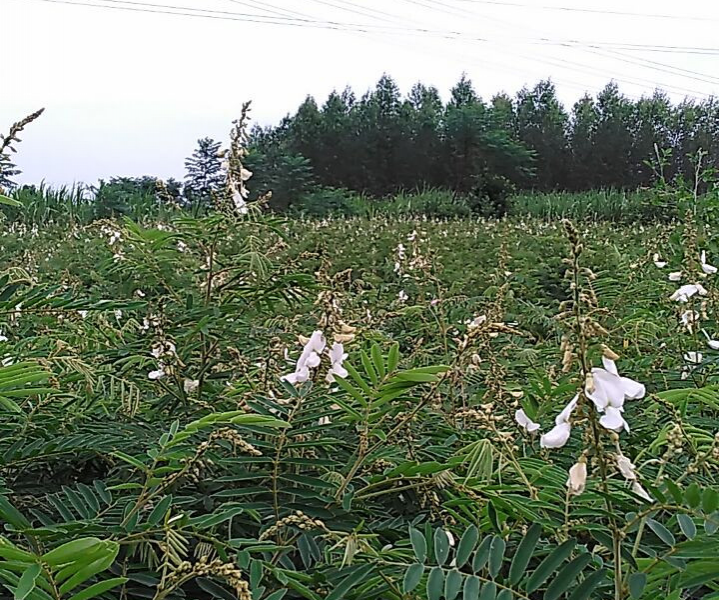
left=3, top=110, right=719, bottom=600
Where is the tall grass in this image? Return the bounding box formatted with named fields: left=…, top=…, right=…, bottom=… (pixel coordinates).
left=508, top=189, right=675, bottom=222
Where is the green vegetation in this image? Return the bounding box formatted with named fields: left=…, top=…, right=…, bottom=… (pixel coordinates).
left=3, top=106, right=719, bottom=600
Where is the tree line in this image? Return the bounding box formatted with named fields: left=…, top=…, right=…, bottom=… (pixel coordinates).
left=211, top=74, right=718, bottom=212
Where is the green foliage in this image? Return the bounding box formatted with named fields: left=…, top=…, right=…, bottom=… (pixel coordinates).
left=3, top=171, right=719, bottom=600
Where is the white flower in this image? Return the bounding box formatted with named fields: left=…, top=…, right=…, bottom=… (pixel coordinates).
left=445, top=530, right=455, bottom=547
left=541, top=422, right=571, bottom=449
left=0, top=332, right=7, bottom=342
left=599, top=406, right=630, bottom=433
left=515, top=408, right=540, bottom=433
left=668, top=271, right=682, bottom=282
left=586, top=358, right=643, bottom=433
left=183, top=378, right=200, bottom=394
left=77, top=311, right=88, bottom=319
left=398, top=290, right=408, bottom=303
left=701, top=329, right=719, bottom=350
left=232, top=191, right=249, bottom=215
left=135, top=289, right=146, bottom=298
left=317, top=416, right=332, bottom=426
left=467, top=315, right=487, bottom=330
left=684, top=351, right=703, bottom=364
left=148, top=368, right=165, bottom=380
left=177, top=240, right=188, bottom=252
left=240, top=167, right=253, bottom=181
left=701, top=251, right=717, bottom=274
left=282, top=330, right=326, bottom=384
left=670, top=283, right=707, bottom=303
left=653, top=253, right=667, bottom=268
left=586, top=357, right=645, bottom=411
left=326, top=343, right=349, bottom=383
left=631, top=480, right=652, bottom=501
left=616, top=454, right=637, bottom=480
left=567, top=459, right=587, bottom=495
left=540, top=395, right=578, bottom=449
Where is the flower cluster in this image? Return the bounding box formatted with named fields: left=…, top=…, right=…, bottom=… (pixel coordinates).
left=515, top=357, right=645, bottom=449
left=281, top=330, right=349, bottom=385
left=148, top=340, right=177, bottom=380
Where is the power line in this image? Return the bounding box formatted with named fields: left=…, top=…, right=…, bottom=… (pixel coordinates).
left=443, top=0, right=719, bottom=23
left=14, top=0, right=719, bottom=98
left=16, top=0, right=719, bottom=55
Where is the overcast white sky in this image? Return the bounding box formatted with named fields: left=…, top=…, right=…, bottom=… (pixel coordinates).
left=3, top=0, right=719, bottom=186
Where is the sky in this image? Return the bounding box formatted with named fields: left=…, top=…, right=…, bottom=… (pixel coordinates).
left=3, top=0, right=719, bottom=186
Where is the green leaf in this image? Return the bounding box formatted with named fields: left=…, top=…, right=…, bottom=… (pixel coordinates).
left=473, top=536, right=492, bottom=573
left=664, top=479, right=683, bottom=504
left=526, top=540, right=576, bottom=593
left=14, top=563, right=41, bottom=600
left=509, top=522, right=541, bottom=585
left=479, top=581, right=496, bottom=600
left=58, top=546, right=119, bottom=595
left=403, top=564, right=424, bottom=593
left=370, top=344, right=386, bottom=379
left=426, top=567, right=444, bottom=600
left=444, top=570, right=463, bottom=600
left=434, top=528, right=451, bottom=566
left=42, top=538, right=103, bottom=566
left=325, top=564, right=374, bottom=600
left=628, top=572, right=647, bottom=599
left=677, top=514, right=697, bottom=540
left=147, top=495, right=173, bottom=526
left=702, top=488, right=719, bottom=514
left=463, top=575, right=480, bottom=600
left=487, top=501, right=501, bottom=533
left=111, top=451, right=147, bottom=472
left=360, top=351, right=378, bottom=385
left=543, top=554, right=592, bottom=600
left=197, top=577, right=238, bottom=600
left=394, top=370, right=438, bottom=383
left=66, top=577, right=127, bottom=600
left=646, top=519, right=675, bottom=546
left=488, top=536, right=505, bottom=578
left=456, top=525, right=479, bottom=568
left=0, top=195, right=21, bottom=207
left=387, top=343, right=400, bottom=372
left=566, top=568, right=607, bottom=600
left=685, top=483, right=701, bottom=509
left=496, top=591, right=512, bottom=600
left=410, top=527, right=427, bottom=563
left=0, top=497, right=31, bottom=529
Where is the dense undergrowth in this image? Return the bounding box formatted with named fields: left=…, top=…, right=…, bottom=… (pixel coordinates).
left=1, top=197, right=719, bottom=599
left=2, top=110, right=719, bottom=600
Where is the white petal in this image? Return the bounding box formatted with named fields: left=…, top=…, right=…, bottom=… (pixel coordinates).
left=515, top=408, right=540, bottom=432
left=684, top=351, right=703, bottom=364
left=631, top=481, right=652, bottom=501
left=599, top=406, right=629, bottom=433
left=668, top=271, right=682, bottom=282
left=308, top=331, right=326, bottom=353
left=703, top=263, right=718, bottom=275
left=556, top=394, right=579, bottom=425
left=540, top=422, right=572, bottom=448
left=304, top=351, right=321, bottom=369
left=601, top=356, right=619, bottom=376
left=590, top=369, right=626, bottom=409
left=620, top=376, right=646, bottom=400
left=567, top=461, right=587, bottom=495
left=616, top=455, right=637, bottom=480
left=709, top=340, right=719, bottom=350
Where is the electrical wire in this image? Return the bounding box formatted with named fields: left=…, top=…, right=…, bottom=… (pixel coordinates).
left=443, top=0, right=719, bottom=23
